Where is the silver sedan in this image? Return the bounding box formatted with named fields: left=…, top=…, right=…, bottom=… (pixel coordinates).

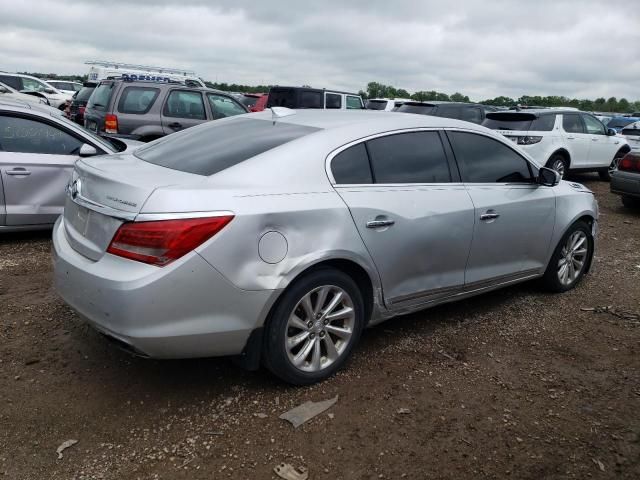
left=0, top=103, right=140, bottom=231
left=52, top=109, right=598, bottom=384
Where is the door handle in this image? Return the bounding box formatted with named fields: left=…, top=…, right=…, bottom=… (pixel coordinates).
left=5, top=168, right=31, bottom=176
left=168, top=122, right=182, bottom=129
left=566, top=136, right=575, bottom=140
left=480, top=213, right=500, bottom=221
left=591, top=138, right=598, bottom=142
left=366, top=219, right=395, bottom=228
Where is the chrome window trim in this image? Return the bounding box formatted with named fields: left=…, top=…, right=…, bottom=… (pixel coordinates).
left=135, top=211, right=234, bottom=222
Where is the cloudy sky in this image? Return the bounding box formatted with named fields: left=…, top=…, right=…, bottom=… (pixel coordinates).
left=1, top=0, right=638, bottom=100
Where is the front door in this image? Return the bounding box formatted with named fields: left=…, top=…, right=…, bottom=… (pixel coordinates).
left=330, top=130, right=475, bottom=308
left=0, top=113, right=82, bottom=225
left=582, top=113, right=620, bottom=168
left=446, top=130, right=556, bottom=286
left=161, top=90, right=207, bottom=135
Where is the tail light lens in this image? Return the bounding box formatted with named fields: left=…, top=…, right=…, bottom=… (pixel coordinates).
left=104, top=114, right=118, bottom=134
left=107, top=216, right=234, bottom=266
left=618, top=153, right=640, bottom=172
left=508, top=136, right=543, bottom=145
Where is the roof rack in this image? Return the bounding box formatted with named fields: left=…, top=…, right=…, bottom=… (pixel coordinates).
left=85, top=60, right=196, bottom=76
left=104, top=75, right=186, bottom=84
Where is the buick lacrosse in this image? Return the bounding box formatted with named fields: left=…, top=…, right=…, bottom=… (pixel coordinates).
left=53, top=109, right=598, bottom=384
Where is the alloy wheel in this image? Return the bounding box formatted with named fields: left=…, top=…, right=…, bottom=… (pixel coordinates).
left=552, top=158, right=566, bottom=178
left=609, top=157, right=621, bottom=176
left=285, top=285, right=355, bottom=372
left=557, top=230, right=588, bottom=286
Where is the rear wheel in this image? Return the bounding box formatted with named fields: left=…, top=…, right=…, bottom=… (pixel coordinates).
left=600, top=150, right=628, bottom=181
left=263, top=268, right=365, bottom=385
left=622, top=195, right=640, bottom=208
left=541, top=221, right=593, bottom=293
left=546, top=154, right=568, bottom=179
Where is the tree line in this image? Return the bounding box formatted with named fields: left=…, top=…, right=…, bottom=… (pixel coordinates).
left=20, top=73, right=640, bottom=114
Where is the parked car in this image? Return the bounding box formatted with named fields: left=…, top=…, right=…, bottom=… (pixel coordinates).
left=611, top=151, right=640, bottom=208
left=52, top=109, right=597, bottom=385
left=267, top=87, right=364, bottom=110
left=83, top=78, right=248, bottom=141
left=365, top=98, right=412, bottom=111
left=619, top=121, right=640, bottom=150
left=85, top=60, right=206, bottom=87
left=483, top=110, right=630, bottom=180
left=394, top=101, right=495, bottom=124
left=0, top=80, right=50, bottom=106
left=67, top=82, right=97, bottom=125
left=0, top=98, right=66, bottom=117
left=239, top=93, right=268, bottom=112
left=0, top=103, right=141, bottom=231
left=0, top=72, right=72, bottom=109
left=607, top=116, right=640, bottom=133
left=45, top=80, right=83, bottom=96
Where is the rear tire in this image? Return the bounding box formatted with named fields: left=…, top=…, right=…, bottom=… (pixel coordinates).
left=546, top=154, right=568, bottom=179
left=541, top=221, right=593, bottom=293
left=622, top=195, right=640, bottom=208
left=263, top=268, right=365, bottom=385
left=601, top=150, right=628, bottom=181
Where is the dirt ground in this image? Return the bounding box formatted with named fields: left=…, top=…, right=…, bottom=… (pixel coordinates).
left=1, top=175, right=639, bottom=480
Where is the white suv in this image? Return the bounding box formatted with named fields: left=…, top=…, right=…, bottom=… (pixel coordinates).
left=0, top=72, right=72, bottom=109
left=483, top=109, right=630, bottom=180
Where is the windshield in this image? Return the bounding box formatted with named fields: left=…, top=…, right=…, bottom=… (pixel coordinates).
left=87, top=82, right=115, bottom=111
left=135, top=117, right=320, bottom=176
left=365, top=100, right=388, bottom=111
left=75, top=86, right=95, bottom=103
left=483, top=113, right=556, bottom=131
left=395, top=103, right=436, bottom=115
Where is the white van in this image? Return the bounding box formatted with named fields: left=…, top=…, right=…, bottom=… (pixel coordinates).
left=85, top=61, right=206, bottom=87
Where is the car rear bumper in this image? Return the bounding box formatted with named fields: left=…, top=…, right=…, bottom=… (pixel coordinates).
left=52, top=217, right=279, bottom=359
left=611, top=170, right=640, bottom=198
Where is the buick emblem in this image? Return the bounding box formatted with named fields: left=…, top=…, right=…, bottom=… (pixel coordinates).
left=70, top=178, right=82, bottom=199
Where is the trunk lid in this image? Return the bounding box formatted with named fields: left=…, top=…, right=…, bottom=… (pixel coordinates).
left=63, top=153, right=204, bottom=260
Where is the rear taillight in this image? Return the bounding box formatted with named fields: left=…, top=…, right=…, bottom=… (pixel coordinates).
left=78, top=106, right=86, bottom=115
left=106, top=216, right=234, bottom=266
left=508, top=136, right=543, bottom=145
left=618, top=153, right=640, bottom=172
left=104, top=114, right=118, bottom=134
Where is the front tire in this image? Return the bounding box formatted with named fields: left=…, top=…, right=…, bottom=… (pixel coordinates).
left=541, top=221, right=593, bottom=293
left=263, top=268, right=365, bottom=385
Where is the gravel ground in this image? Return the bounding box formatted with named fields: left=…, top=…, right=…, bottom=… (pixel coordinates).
left=1, top=175, right=639, bottom=480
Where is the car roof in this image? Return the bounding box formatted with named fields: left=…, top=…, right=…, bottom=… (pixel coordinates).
left=402, top=101, right=485, bottom=107
left=97, top=78, right=232, bottom=95
left=270, top=86, right=361, bottom=96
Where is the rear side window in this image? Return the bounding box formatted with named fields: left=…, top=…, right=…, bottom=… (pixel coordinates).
left=367, top=132, right=451, bottom=184
left=0, top=75, right=21, bottom=90
left=346, top=96, right=363, bottom=109
left=0, top=114, right=83, bottom=155
left=562, top=114, right=585, bottom=133
left=117, top=87, right=159, bottom=114
left=331, top=143, right=372, bottom=184
left=300, top=91, right=323, bottom=108
left=75, top=86, right=95, bottom=103
left=135, top=118, right=321, bottom=176
left=448, top=131, right=532, bottom=183
left=325, top=93, right=342, bottom=109
left=164, top=90, right=206, bottom=119
left=87, top=82, right=115, bottom=111
left=531, top=114, right=556, bottom=131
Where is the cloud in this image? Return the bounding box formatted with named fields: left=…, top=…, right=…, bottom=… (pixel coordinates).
left=0, top=0, right=638, bottom=100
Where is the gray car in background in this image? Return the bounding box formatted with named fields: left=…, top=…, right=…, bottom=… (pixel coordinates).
left=53, top=110, right=598, bottom=384
left=83, top=78, right=248, bottom=142
left=0, top=103, right=141, bottom=231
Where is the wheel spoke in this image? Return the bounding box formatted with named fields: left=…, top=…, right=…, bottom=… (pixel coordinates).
left=572, top=236, right=586, bottom=252
left=558, top=263, right=568, bottom=283
left=313, top=286, right=330, bottom=315
left=568, top=261, right=575, bottom=281
left=287, top=330, right=310, bottom=349
left=323, top=290, right=344, bottom=316
left=325, top=306, right=354, bottom=322
left=326, top=324, right=352, bottom=339
left=292, top=338, right=315, bottom=367
left=289, top=314, right=308, bottom=332
left=323, top=335, right=340, bottom=361
left=311, top=338, right=321, bottom=370
left=301, top=294, right=314, bottom=321
left=573, top=247, right=587, bottom=257
left=572, top=258, right=583, bottom=271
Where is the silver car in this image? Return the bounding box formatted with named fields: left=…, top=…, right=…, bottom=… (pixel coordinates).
left=0, top=103, right=141, bottom=231
left=52, top=110, right=598, bottom=384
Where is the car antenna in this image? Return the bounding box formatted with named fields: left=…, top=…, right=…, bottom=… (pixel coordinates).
left=270, top=107, right=296, bottom=125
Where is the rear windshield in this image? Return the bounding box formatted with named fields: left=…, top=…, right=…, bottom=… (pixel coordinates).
left=135, top=117, right=321, bottom=176
left=87, top=82, right=115, bottom=111
left=365, top=100, right=388, bottom=111
left=622, top=123, right=640, bottom=136
left=483, top=113, right=556, bottom=131
left=75, top=86, right=95, bottom=103
left=395, top=103, right=436, bottom=115
left=608, top=118, right=637, bottom=129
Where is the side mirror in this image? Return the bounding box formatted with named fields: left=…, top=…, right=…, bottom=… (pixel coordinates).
left=607, top=128, right=617, bottom=136
left=44, top=87, right=56, bottom=94
left=538, top=167, right=560, bottom=186
left=78, top=144, right=98, bottom=157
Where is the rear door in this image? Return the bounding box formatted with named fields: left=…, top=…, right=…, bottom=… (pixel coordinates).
left=581, top=113, right=620, bottom=168
left=161, top=89, right=207, bottom=135
left=561, top=113, right=590, bottom=168
left=330, top=130, right=475, bottom=308
left=0, top=113, right=85, bottom=226
left=446, top=130, right=556, bottom=285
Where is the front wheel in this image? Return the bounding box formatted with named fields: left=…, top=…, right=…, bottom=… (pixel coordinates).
left=263, top=268, right=365, bottom=385
left=541, top=221, right=593, bottom=293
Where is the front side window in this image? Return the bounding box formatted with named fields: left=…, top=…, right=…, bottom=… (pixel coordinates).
left=562, top=114, right=585, bottom=134
left=582, top=114, right=606, bottom=135
left=366, top=131, right=451, bottom=184
left=117, top=87, right=159, bottom=114
left=0, top=114, right=83, bottom=155
left=325, top=93, right=342, bottom=109
left=206, top=94, right=246, bottom=120
left=163, top=90, right=206, bottom=119
left=331, top=143, right=372, bottom=184
left=21, top=77, right=48, bottom=92
left=346, top=96, right=363, bottom=109
left=448, top=131, right=532, bottom=183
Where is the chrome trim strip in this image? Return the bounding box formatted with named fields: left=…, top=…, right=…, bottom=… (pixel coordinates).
left=69, top=191, right=137, bottom=221
left=134, top=211, right=235, bottom=222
